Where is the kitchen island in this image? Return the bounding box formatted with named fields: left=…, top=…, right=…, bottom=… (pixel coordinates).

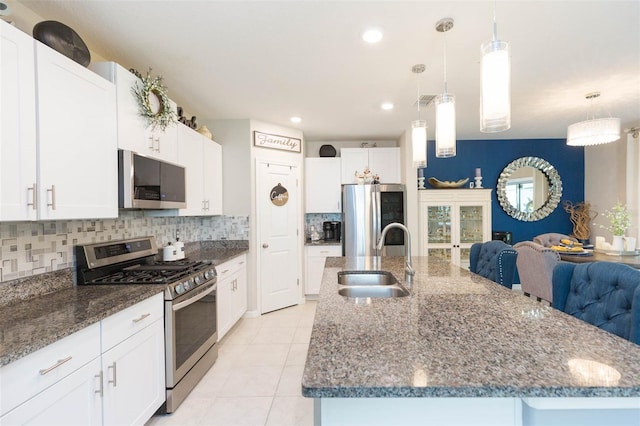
left=302, top=256, right=640, bottom=426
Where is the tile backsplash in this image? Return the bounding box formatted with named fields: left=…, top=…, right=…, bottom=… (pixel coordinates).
left=0, top=212, right=249, bottom=283
left=305, top=213, right=342, bottom=240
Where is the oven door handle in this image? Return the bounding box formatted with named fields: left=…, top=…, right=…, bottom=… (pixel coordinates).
left=172, top=282, right=217, bottom=311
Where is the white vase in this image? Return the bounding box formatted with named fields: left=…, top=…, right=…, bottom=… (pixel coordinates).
left=611, top=235, right=625, bottom=252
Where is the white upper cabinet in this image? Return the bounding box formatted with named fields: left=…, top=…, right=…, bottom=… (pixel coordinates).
left=0, top=21, right=37, bottom=221
left=174, top=124, right=223, bottom=216
left=203, top=138, right=223, bottom=215
left=305, top=157, right=342, bottom=213
left=91, top=62, right=178, bottom=163
left=340, top=147, right=401, bottom=184
left=35, top=43, right=118, bottom=220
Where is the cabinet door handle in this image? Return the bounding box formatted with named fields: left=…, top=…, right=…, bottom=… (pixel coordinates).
left=148, top=135, right=155, bottom=151
left=46, top=185, right=56, bottom=210
left=262, top=243, right=269, bottom=248
left=39, top=355, right=72, bottom=375
left=132, top=313, right=151, bottom=323
left=27, top=183, right=37, bottom=210
left=155, top=136, right=161, bottom=152
left=95, top=371, right=103, bottom=396
left=108, top=362, right=117, bottom=387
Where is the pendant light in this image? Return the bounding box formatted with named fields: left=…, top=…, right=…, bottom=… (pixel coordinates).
left=566, top=92, right=621, bottom=146
left=480, top=1, right=511, bottom=133
left=435, top=18, right=456, bottom=158
left=411, top=64, right=427, bottom=168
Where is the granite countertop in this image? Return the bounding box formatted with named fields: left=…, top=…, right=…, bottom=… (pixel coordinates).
left=302, top=256, right=640, bottom=399
left=305, top=239, right=341, bottom=246
left=0, top=241, right=248, bottom=367
left=0, top=279, right=164, bottom=366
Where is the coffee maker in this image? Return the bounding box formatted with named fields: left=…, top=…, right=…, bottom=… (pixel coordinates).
left=323, top=221, right=341, bottom=241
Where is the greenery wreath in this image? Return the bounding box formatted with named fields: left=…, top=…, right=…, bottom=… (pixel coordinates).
left=130, top=68, right=176, bottom=131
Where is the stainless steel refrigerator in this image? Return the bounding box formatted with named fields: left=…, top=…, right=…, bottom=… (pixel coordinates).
left=342, top=184, right=406, bottom=257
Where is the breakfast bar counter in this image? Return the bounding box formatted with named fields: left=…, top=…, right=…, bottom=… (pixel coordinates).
left=302, top=256, right=640, bottom=425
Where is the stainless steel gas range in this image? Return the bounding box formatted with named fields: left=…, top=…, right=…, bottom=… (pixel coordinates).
left=76, top=237, right=218, bottom=413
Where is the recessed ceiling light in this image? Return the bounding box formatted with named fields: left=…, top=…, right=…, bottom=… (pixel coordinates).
left=381, top=102, right=394, bottom=110
left=290, top=116, right=302, bottom=123
left=362, top=28, right=383, bottom=44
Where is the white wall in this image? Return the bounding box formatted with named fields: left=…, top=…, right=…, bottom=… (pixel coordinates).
left=584, top=138, right=628, bottom=242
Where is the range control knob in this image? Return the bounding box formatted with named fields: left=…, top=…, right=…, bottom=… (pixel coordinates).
left=204, top=269, right=215, bottom=280
left=175, top=283, right=185, bottom=295
left=183, top=279, right=193, bottom=291
left=194, top=275, right=202, bottom=285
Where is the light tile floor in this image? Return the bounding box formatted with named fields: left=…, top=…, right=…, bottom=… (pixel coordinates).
left=146, top=301, right=317, bottom=426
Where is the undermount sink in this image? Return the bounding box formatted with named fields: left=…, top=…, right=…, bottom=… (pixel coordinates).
left=337, top=270, right=409, bottom=298
left=337, top=270, right=398, bottom=286
left=338, top=285, right=409, bottom=298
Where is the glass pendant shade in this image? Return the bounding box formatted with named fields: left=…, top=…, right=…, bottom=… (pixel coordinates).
left=567, top=117, right=621, bottom=146
left=436, top=93, right=456, bottom=158
left=412, top=120, right=427, bottom=168
left=480, top=40, right=511, bottom=132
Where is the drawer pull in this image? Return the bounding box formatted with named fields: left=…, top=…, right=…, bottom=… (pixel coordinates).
left=39, top=356, right=72, bottom=375
left=132, top=313, right=151, bottom=323
left=108, top=362, right=117, bottom=387
left=27, top=183, right=37, bottom=210
left=238, top=261, right=245, bottom=265
left=46, top=185, right=56, bottom=210
left=95, top=371, right=103, bottom=396
left=221, top=269, right=230, bottom=274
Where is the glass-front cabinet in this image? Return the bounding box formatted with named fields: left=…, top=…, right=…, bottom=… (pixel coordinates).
left=418, top=189, right=492, bottom=267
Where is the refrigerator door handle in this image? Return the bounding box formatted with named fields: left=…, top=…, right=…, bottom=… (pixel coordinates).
left=373, top=185, right=381, bottom=255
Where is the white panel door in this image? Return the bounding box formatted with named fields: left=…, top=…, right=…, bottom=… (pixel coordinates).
left=258, top=161, right=300, bottom=313
left=177, top=124, right=205, bottom=216
left=35, top=43, right=117, bottom=220
left=369, top=147, right=401, bottom=183
left=101, top=320, right=165, bottom=426
left=204, top=140, right=223, bottom=215
left=305, top=157, right=342, bottom=213
left=340, top=148, right=368, bottom=184
left=0, top=21, right=37, bottom=221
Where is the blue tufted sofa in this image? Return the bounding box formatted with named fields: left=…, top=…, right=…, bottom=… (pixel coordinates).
left=552, top=261, right=640, bottom=345
left=469, top=240, right=518, bottom=289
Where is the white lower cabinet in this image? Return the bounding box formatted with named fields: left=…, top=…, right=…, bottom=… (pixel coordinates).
left=0, top=357, right=103, bottom=426
left=101, top=320, right=165, bottom=426
left=217, top=254, right=248, bottom=341
left=305, top=245, right=342, bottom=295
left=0, top=293, right=165, bottom=426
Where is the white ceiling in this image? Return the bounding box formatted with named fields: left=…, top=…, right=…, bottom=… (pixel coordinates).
left=18, top=0, right=640, bottom=142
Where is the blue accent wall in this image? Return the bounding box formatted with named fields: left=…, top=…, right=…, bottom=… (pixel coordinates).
left=419, top=139, right=585, bottom=244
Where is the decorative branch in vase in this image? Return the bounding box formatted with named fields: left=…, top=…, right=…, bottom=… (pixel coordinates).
left=563, top=201, right=598, bottom=242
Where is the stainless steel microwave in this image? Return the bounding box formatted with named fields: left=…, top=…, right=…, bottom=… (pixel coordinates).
left=118, top=150, right=187, bottom=209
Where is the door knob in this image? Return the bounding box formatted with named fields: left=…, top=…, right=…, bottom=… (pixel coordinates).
left=262, top=243, right=269, bottom=248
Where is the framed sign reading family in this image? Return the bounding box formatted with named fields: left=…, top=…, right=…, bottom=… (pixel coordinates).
left=253, top=131, right=301, bottom=153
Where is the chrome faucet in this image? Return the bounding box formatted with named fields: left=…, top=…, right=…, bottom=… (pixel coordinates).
left=377, top=223, right=415, bottom=277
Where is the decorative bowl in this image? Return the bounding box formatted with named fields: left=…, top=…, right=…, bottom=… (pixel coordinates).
left=427, top=177, right=470, bottom=189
